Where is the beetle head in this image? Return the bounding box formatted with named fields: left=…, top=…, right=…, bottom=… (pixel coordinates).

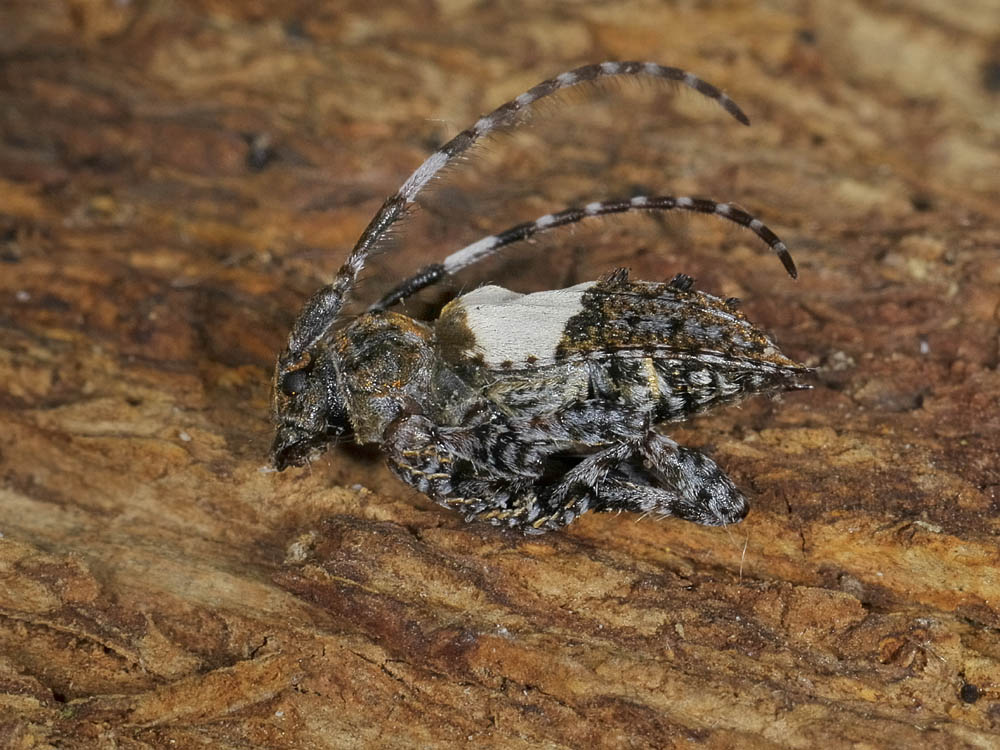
left=270, top=345, right=352, bottom=470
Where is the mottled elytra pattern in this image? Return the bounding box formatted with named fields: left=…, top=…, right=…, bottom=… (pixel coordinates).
left=557, top=269, right=791, bottom=362
left=554, top=270, right=808, bottom=424
left=270, top=62, right=811, bottom=533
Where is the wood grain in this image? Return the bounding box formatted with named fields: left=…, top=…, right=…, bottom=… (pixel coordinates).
left=2, top=1, right=998, bottom=747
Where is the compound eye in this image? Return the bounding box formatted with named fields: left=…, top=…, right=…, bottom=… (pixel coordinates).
left=280, top=368, right=310, bottom=397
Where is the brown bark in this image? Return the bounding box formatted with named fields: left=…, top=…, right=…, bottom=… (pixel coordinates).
left=1, top=1, right=998, bottom=748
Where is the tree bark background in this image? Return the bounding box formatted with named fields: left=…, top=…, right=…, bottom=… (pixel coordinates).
left=1, top=1, right=999, bottom=748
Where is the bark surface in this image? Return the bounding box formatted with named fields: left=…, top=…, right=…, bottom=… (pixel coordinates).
left=1, top=1, right=999, bottom=748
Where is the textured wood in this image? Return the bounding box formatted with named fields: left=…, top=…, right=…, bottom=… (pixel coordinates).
left=2, top=1, right=999, bottom=748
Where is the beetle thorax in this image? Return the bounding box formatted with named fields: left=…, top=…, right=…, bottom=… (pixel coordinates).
left=336, top=311, right=436, bottom=443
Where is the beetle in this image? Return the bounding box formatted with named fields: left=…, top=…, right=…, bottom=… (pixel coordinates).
left=269, top=61, right=810, bottom=533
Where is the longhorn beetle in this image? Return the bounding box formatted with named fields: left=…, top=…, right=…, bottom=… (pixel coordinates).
left=270, top=61, right=810, bottom=533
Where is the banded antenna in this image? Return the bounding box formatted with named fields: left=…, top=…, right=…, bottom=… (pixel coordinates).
left=371, top=195, right=797, bottom=312
left=285, top=61, right=751, bottom=356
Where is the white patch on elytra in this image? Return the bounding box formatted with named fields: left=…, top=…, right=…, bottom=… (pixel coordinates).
left=455, top=282, right=594, bottom=366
